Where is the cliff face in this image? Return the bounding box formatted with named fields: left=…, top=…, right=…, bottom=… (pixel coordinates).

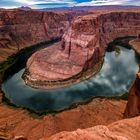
left=0, top=9, right=76, bottom=62
left=124, top=68, right=140, bottom=117
left=61, top=12, right=140, bottom=70
left=25, top=12, right=140, bottom=89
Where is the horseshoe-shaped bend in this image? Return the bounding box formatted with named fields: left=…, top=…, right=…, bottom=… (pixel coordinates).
left=23, top=12, right=140, bottom=89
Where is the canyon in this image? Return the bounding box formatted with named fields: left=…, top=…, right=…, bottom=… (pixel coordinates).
left=24, top=11, right=140, bottom=89
left=0, top=7, right=140, bottom=140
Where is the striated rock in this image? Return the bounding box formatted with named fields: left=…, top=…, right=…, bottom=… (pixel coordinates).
left=25, top=11, right=140, bottom=89
left=124, top=67, right=140, bottom=117
left=0, top=9, right=79, bottom=62
left=42, top=116, right=140, bottom=140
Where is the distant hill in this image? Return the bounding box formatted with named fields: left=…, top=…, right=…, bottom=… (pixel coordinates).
left=18, top=6, right=32, bottom=11
left=41, top=5, right=140, bottom=11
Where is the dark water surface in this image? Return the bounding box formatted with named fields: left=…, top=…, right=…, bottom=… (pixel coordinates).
left=2, top=46, right=139, bottom=112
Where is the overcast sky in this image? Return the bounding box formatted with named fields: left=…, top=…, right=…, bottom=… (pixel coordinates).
left=0, top=0, right=139, bottom=9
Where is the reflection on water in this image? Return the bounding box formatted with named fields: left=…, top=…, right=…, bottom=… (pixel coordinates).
left=2, top=46, right=139, bottom=112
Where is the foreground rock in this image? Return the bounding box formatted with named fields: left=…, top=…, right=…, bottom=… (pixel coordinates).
left=124, top=67, right=140, bottom=117
left=43, top=116, right=140, bottom=140
left=24, top=11, right=140, bottom=89
left=0, top=99, right=126, bottom=140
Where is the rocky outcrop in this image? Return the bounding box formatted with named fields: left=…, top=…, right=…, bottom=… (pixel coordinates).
left=42, top=116, right=140, bottom=140
left=0, top=133, right=27, bottom=140
left=124, top=67, right=140, bottom=117
left=25, top=11, right=140, bottom=89
left=0, top=98, right=126, bottom=140
left=129, top=38, right=140, bottom=55
left=0, top=9, right=79, bottom=62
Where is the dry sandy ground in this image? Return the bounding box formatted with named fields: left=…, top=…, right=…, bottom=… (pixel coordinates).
left=0, top=98, right=126, bottom=140
left=46, top=115, right=140, bottom=140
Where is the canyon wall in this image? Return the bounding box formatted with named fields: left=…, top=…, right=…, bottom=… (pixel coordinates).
left=61, top=12, right=140, bottom=71
left=0, top=9, right=77, bottom=62
left=124, top=68, right=140, bottom=117
left=25, top=12, right=140, bottom=89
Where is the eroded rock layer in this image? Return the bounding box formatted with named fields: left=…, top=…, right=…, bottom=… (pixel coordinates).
left=25, top=12, right=140, bottom=89
left=0, top=9, right=80, bottom=62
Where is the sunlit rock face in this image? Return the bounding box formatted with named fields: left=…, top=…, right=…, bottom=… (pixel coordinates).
left=124, top=68, right=140, bottom=117
left=42, top=116, right=140, bottom=140
left=0, top=9, right=75, bottom=61
left=25, top=12, right=140, bottom=89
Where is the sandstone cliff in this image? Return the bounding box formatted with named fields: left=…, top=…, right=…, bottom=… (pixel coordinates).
left=124, top=67, right=140, bottom=117
left=25, top=11, right=140, bottom=89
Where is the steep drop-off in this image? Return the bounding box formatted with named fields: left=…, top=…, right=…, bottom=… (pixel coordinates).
left=25, top=11, right=140, bottom=89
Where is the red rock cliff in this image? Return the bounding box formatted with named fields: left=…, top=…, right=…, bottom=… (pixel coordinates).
left=0, top=9, right=75, bottom=62
left=124, top=68, right=140, bottom=117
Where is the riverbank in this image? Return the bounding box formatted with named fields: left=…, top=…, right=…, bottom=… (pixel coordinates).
left=23, top=58, right=104, bottom=90
left=0, top=38, right=60, bottom=103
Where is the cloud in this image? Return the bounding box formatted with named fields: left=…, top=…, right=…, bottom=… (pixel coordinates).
left=0, top=0, right=76, bottom=8
left=0, top=0, right=140, bottom=9
left=76, top=0, right=140, bottom=6
left=14, top=0, right=76, bottom=5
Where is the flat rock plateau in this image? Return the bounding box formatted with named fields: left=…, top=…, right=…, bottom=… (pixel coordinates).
left=0, top=6, right=140, bottom=140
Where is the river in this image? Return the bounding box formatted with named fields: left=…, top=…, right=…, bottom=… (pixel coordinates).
left=2, top=46, right=139, bottom=112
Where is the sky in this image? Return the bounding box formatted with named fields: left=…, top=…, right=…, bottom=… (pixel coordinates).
left=0, top=0, right=140, bottom=9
